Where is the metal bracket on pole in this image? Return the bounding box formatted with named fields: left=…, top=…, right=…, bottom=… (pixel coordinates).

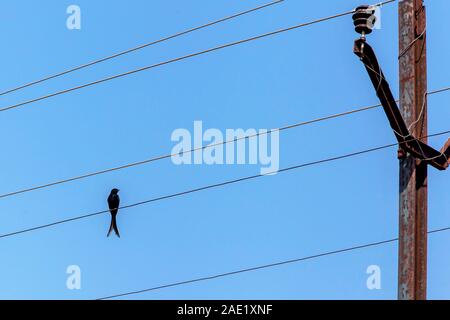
left=351, top=6, right=449, bottom=171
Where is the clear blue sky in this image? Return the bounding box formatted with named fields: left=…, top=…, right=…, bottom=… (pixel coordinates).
left=0, top=0, right=448, bottom=300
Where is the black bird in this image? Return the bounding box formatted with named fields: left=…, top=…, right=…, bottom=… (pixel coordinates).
left=107, top=188, right=120, bottom=238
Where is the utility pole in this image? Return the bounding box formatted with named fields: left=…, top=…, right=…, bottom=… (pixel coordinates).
left=398, top=0, right=428, bottom=300
left=353, top=1, right=449, bottom=300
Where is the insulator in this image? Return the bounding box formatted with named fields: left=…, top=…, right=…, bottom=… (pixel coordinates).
left=352, top=5, right=376, bottom=36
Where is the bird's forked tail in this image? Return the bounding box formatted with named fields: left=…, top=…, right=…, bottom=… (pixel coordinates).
left=107, top=214, right=120, bottom=238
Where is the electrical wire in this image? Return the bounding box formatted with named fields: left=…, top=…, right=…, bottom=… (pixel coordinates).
left=398, top=26, right=427, bottom=59
left=1, top=84, right=449, bottom=201
left=0, top=129, right=448, bottom=241
left=97, top=225, right=450, bottom=299
left=0, top=0, right=285, bottom=97
left=0, top=0, right=395, bottom=113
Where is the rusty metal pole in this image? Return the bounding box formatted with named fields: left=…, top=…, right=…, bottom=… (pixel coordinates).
left=398, top=0, right=428, bottom=300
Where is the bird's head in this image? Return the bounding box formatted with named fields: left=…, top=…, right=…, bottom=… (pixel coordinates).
left=111, top=188, right=120, bottom=194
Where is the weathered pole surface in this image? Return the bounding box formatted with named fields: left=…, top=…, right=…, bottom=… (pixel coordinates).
left=398, top=0, right=428, bottom=300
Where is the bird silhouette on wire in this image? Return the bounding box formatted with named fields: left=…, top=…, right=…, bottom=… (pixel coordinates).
left=107, top=188, right=121, bottom=238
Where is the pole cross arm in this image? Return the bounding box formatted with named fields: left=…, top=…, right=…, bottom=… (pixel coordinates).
left=353, top=38, right=449, bottom=171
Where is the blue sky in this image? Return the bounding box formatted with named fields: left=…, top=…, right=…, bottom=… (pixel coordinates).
left=0, top=0, right=449, bottom=300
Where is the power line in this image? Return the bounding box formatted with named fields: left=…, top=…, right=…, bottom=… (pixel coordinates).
left=97, top=225, right=450, bottom=300
left=428, top=86, right=450, bottom=96
left=0, top=129, right=448, bottom=241
left=398, top=26, right=426, bottom=59
left=0, top=0, right=285, bottom=97
left=0, top=0, right=395, bottom=113
left=1, top=84, right=449, bottom=201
